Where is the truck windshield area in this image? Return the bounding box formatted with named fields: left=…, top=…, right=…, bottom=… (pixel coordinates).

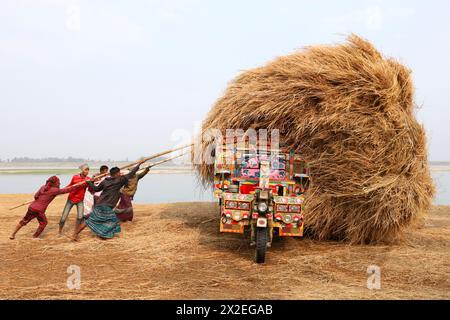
left=236, top=152, right=287, bottom=180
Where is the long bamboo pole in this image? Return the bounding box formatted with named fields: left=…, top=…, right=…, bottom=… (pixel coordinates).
left=137, top=152, right=188, bottom=174
left=8, top=144, right=193, bottom=211
left=117, top=143, right=193, bottom=172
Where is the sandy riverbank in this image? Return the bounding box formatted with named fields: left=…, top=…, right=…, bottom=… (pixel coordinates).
left=0, top=194, right=449, bottom=300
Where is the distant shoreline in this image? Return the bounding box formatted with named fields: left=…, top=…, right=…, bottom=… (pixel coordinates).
left=0, top=165, right=449, bottom=174
left=430, top=166, right=450, bottom=172
left=0, top=166, right=194, bottom=175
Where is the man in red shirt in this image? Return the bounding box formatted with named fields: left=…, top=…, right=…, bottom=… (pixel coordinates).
left=9, top=176, right=80, bottom=239
left=58, top=164, right=90, bottom=235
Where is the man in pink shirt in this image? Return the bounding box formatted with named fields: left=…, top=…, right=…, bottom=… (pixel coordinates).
left=9, top=176, right=81, bottom=240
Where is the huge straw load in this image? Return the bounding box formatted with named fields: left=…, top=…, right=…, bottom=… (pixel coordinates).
left=195, top=35, right=435, bottom=244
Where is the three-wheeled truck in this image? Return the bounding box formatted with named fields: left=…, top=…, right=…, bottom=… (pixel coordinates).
left=213, top=144, right=310, bottom=263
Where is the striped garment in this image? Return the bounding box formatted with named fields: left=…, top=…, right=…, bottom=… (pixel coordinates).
left=85, top=205, right=121, bottom=239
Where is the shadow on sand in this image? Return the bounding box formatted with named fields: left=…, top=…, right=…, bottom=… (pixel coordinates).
left=158, top=202, right=293, bottom=261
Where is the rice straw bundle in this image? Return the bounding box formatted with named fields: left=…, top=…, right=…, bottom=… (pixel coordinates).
left=195, top=35, right=435, bottom=244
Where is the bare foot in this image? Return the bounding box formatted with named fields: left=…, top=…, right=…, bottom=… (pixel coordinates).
left=9, top=235, right=15, bottom=240
left=71, top=235, right=79, bottom=242
left=32, top=237, right=42, bottom=241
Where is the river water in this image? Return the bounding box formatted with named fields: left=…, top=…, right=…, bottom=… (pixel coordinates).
left=0, top=171, right=449, bottom=205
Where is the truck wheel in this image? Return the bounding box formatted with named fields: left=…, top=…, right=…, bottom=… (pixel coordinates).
left=255, top=227, right=268, bottom=264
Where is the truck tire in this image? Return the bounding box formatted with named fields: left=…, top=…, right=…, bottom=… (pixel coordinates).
left=255, top=227, right=268, bottom=263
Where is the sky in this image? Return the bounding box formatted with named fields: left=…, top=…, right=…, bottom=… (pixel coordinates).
left=0, top=0, right=449, bottom=161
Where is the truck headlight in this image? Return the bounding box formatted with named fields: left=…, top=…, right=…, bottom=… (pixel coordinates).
left=226, top=201, right=237, bottom=209
left=238, top=202, right=250, bottom=210
left=258, top=202, right=268, bottom=213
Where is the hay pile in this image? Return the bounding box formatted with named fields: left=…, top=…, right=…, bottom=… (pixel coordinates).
left=195, top=35, right=435, bottom=244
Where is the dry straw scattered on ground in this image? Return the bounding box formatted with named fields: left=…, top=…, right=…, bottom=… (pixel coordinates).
left=0, top=195, right=449, bottom=299
left=195, top=34, right=435, bottom=244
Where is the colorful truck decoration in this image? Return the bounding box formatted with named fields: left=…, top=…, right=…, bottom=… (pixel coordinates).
left=214, top=144, right=310, bottom=263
